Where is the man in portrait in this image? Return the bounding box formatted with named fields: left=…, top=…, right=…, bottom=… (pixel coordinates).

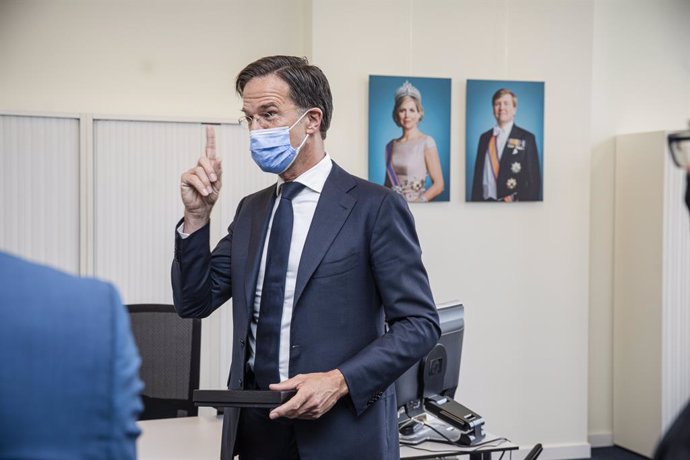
left=471, top=88, right=542, bottom=202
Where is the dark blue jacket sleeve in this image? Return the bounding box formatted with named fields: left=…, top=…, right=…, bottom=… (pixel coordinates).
left=338, top=192, right=440, bottom=415
left=171, top=218, right=235, bottom=319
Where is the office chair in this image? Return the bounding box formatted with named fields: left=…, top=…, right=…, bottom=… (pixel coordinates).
left=524, top=443, right=543, bottom=459
left=126, top=304, right=201, bottom=420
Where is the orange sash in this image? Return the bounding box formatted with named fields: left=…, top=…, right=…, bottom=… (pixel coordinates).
left=488, top=135, right=500, bottom=179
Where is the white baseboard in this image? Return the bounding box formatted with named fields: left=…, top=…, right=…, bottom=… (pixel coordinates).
left=588, top=432, right=613, bottom=448
left=510, top=442, right=591, bottom=460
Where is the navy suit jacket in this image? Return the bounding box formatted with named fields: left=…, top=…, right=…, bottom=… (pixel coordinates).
left=172, top=162, right=440, bottom=459
left=471, top=124, right=542, bottom=201
left=654, top=401, right=690, bottom=460
left=0, top=252, right=143, bottom=460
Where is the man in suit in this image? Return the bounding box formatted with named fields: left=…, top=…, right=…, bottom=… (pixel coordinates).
left=0, top=251, right=143, bottom=459
left=172, top=55, right=440, bottom=459
left=471, top=88, right=542, bottom=202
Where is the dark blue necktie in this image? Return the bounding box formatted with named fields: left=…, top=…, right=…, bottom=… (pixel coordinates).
left=254, top=181, right=305, bottom=389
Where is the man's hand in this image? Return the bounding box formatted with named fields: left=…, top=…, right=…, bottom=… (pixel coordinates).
left=180, top=126, right=223, bottom=234
left=268, top=370, right=349, bottom=420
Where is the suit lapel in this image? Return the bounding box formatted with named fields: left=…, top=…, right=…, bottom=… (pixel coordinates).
left=293, top=164, right=356, bottom=307
left=244, top=186, right=278, bottom=311
left=501, top=125, right=516, bottom=159
left=500, top=125, right=520, bottom=171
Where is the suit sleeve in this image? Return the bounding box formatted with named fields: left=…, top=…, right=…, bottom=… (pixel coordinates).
left=108, top=284, right=143, bottom=460
left=171, top=198, right=246, bottom=318
left=522, top=132, right=542, bottom=201
left=338, top=192, right=441, bottom=416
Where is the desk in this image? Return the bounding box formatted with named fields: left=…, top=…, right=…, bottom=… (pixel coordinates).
left=400, top=413, right=518, bottom=459
left=138, top=414, right=517, bottom=460
left=401, top=434, right=517, bottom=459
left=138, top=415, right=222, bottom=460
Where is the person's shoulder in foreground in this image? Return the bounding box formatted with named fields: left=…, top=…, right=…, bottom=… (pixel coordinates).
left=654, top=402, right=690, bottom=460
left=0, top=251, right=143, bottom=460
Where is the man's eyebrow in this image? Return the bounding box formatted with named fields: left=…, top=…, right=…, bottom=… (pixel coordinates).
left=241, top=103, right=279, bottom=114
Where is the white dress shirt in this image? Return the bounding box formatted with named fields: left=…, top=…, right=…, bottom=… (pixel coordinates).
left=249, top=154, right=332, bottom=381
left=179, top=154, right=333, bottom=382
left=482, top=122, right=513, bottom=200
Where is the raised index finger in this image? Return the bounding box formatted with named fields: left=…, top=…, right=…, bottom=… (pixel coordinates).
left=205, top=126, right=216, bottom=158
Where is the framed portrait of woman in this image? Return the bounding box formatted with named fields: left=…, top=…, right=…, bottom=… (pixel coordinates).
left=368, top=75, right=451, bottom=203
left=466, top=79, right=545, bottom=203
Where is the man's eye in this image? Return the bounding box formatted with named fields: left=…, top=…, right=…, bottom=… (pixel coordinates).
left=263, top=112, right=277, bottom=120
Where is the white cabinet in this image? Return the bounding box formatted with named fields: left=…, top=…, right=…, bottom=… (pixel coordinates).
left=613, top=131, right=690, bottom=457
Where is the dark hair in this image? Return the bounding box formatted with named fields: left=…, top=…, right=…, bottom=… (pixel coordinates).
left=235, top=55, right=333, bottom=140
left=492, top=88, right=517, bottom=107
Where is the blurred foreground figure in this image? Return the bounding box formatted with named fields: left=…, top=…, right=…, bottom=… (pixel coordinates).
left=0, top=251, right=143, bottom=460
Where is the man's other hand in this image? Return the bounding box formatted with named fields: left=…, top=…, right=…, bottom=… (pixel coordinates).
left=268, top=370, right=349, bottom=420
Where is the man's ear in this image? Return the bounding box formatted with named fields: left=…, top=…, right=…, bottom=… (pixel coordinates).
left=305, top=108, right=323, bottom=135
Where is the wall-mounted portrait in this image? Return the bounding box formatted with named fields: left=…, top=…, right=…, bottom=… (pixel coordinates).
left=369, top=75, right=451, bottom=203
left=466, top=79, right=544, bottom=202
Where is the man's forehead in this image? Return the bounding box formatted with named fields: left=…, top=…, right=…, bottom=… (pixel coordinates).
left=242, top=75, right=293, bottom=111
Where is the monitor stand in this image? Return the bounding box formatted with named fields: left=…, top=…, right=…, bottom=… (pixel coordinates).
left=424, top=394, right=486, bottom=446
left=398, top=414, right=462, bottom=445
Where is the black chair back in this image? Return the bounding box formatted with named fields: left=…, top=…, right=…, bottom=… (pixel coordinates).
left=126, top=304, right=201, bottom=420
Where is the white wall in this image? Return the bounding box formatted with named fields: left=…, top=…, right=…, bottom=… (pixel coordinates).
left=0, top=0, right=311, bottom=118
left=313, top=1, right=591, bottom=457
left=588, top=0, right=690, bottom=446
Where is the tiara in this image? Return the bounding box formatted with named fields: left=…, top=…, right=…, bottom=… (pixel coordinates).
left=395, top=81, right=421, bottom=102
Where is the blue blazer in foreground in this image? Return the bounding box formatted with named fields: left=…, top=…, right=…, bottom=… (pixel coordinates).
left=0, top=252, right=143, bottom=460
left=172, top=162, right=440, bottom=460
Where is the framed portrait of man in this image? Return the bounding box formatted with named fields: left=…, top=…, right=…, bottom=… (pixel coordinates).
left=466, top=79, right=544, bottom=203
left=368, top=75, right=451, bottom=203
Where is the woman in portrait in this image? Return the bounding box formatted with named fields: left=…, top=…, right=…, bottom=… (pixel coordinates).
left=384, top=81, right=444, bottom=202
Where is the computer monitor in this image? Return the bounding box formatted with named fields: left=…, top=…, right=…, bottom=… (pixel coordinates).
left=395, top=301, right=464, bottom=421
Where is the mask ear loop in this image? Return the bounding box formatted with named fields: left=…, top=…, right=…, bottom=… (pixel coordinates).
left=289, top=109, right=313, bottom=153
left=278, top=127, right=310, bottom=174
left=295, top=131, right=310, bottom=152
left=289, top=109, right=313, bottom=130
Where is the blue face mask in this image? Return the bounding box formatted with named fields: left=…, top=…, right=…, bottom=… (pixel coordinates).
left=249, top=111, right=310, bottom=174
